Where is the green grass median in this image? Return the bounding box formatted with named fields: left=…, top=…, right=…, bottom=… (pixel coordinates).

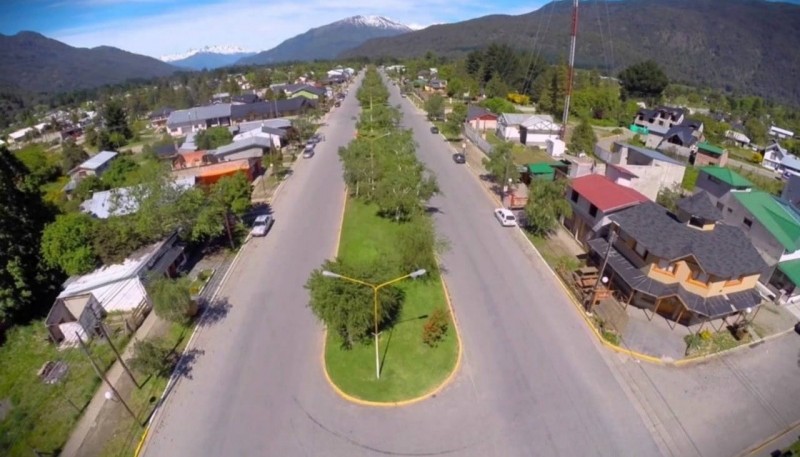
left=324, top=199, right=459, bottom=403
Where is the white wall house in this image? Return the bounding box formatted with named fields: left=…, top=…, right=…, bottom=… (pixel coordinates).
left=496, top=113, right=561, bottom=147
left=770, top=125, right=795, bottom=140
left=762, top=140, right=794, bottom=171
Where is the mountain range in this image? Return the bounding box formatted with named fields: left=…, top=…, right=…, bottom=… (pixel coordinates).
left=237, top=15, right=411, bottom=66
left=161, top=45, right=256, bottom=70
left=342, top=0, right=800, bottom=105
left=0, top=31, right=177, bottom=94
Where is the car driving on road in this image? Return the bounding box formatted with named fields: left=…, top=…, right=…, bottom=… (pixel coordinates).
left=251, top=214, right=274, bottom=237
left=430, top=126, right=439, bottom=134
left=453, top=153, right=466, bottom=164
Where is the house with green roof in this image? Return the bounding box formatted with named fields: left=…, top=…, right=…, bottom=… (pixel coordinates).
left=718, top=189, right=800, bottom=302
left=694, top=166, right=753, bottom=205
left=693, top=142, right=729, bottom=167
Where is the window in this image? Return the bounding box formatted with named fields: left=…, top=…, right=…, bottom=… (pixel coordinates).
left=716, top=202, right=724, bottom=210
left=689, top=269, right=710, bottom=286
left=727, top=207, right=733, bottom=214
left=570, top=190, right=579, bottom=203
left=589, top=204, right=598, bottom=217
left=743, top=217, right=753, bottom=229
left=725, top=276, right=744, bottom=287
left=634, top=242, right=648, bottom=259
left=654, top=259, right=677, bottom=275
left=688, top=216, right=704, bottom=228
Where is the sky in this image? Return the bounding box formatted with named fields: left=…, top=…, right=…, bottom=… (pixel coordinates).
left=0, top=0, right=547, bottom=59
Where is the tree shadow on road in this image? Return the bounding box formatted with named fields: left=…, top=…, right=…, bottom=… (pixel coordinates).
left=197, top=297, right=232, bottom=328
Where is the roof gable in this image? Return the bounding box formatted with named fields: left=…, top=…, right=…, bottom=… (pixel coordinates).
left=699, top=166, right=753, bottom=188
left=609, top=202, right=765, bottom=277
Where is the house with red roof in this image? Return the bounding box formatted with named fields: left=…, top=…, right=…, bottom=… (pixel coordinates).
left=563, top=174, right=650, bottom=247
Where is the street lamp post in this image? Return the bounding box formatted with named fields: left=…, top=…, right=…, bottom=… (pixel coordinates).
left=322, top=269, right=427, bottom=379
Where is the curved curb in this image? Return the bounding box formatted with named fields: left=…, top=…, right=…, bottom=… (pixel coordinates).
left=321, top=185, right=462, bottom=407
left=458, top=144, right=794, bottom=367
left=320, top=272, right=463, bottom=408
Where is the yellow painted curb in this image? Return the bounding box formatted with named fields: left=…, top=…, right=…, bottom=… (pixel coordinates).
left=320, top=191, right=463, bottom=407
left=133, top=425, right=149, bottom=457
left=462, top=150, right=668, bottom=366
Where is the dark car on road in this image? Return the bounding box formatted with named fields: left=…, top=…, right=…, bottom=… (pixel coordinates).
left=452, top=153, right=466, bottom=164
left=430, top=126, right=439, bottom=134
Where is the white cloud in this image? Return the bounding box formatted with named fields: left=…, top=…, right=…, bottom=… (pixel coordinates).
left=49, top=0, right=499, bottom=57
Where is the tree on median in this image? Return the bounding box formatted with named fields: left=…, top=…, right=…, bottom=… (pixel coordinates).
left=306, top=259, right=403, bottom=349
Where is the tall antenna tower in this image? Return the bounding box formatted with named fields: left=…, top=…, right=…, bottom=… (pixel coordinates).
left=560, top=0, right=579, bottom=140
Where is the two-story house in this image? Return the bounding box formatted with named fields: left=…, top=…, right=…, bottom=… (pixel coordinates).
left=761, top=140, right=795, bottom=172
left=693, top=166, right=753, bottom=207
left=717, top=190, right=800, bottom=303
left=632, top=106, right=704, bottom=158
left=587, top=197, right=765, bottom=326
left=562, top=174, right=649, bottom=247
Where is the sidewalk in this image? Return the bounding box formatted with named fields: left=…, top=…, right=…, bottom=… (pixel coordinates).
left=59, top=252, right=235, bottom=457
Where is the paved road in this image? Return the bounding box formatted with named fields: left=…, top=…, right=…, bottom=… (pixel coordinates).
left=143, top=70, right=799, bottom=457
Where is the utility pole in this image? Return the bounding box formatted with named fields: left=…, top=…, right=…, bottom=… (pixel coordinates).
left=560, top=0, right=580, bottom=141
left=75, top=332, right=140, bottom=424
left=587, top=224, right=617, bottom=312
left=95, top=320, right=138, bottom=388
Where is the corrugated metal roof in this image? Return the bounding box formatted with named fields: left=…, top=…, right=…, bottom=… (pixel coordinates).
left=79, top=150, right=117, bottom=170
left=733, top=191, right=800, bottom=251
left=570, top=174, right=650, bottom=213
left=168, top=104, right=232, bottom=126
left=699, top=166, right=753, bottom=188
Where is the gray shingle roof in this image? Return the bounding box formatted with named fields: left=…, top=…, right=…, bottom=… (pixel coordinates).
left=588, top=238, right=762, bottom=319
left=609, top=202, right=766, bottom=277
left=677, top=192, right=722, bottom=222
left=167, top=104, right=231, bottom=127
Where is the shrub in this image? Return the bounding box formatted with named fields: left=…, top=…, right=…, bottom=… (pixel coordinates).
left=147, top=277, right=196, bottom=324
left=422, top=308, right=449, bottom=347
left=128, top=337, right=173, bottom=377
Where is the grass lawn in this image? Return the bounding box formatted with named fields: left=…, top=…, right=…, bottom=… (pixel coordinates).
left=684, top=329, right=746, bottom=357
left=0, top=322, right=129, bottom=456
left=788, top=438, right=800, bottom=454
left=682, top=166, right=699, bottom=190
left=98, top=322, right=192, bottom=457
left=484, top=131, right=551, bottom=165
left=325, top=199, right=458, bottom=402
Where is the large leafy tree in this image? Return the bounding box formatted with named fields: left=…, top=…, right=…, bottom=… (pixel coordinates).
left=195, top=126, right=233, bottom=150
left=618, top=60, right=669, bottom=102
left=0, top=147, right=60, bottom=322
left=523, top=179, right=572, bottom=236
left=61, top=139, right=89, bottom=172
left=569, top=117, right=597, bottom=155
left=424, top=94, right=445, bottom=121
left=306, top=259, right=403, bottom=349
left=147, top=276, right=194, bottom=325
left=482, top=141, right=519, bottom=184
left=41, top=213, right=99, bottom=276
left=444, top=103, right=467, bottom=138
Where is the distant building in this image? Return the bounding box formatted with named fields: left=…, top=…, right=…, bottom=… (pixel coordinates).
left=769, top=125, right=795, bottom=140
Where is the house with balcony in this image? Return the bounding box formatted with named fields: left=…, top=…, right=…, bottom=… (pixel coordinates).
left=587, top=197, right=765, bottom=326
left=562, top=174, right=650, bottom=247
left=632, top=107, right=704, bottom=158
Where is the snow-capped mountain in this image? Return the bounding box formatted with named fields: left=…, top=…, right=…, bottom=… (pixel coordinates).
left=160, top=45, right=253, bottom=62
left=160, top=45, right=257, bottom=70
left=237, top=15, right=412, bottom=65
left=341, top=15, right=411, bottom=31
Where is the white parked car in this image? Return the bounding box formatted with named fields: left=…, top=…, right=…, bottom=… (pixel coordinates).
left=494, top=208, right=517, bottom=227
left=251, top=214, right=274, bottom=237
